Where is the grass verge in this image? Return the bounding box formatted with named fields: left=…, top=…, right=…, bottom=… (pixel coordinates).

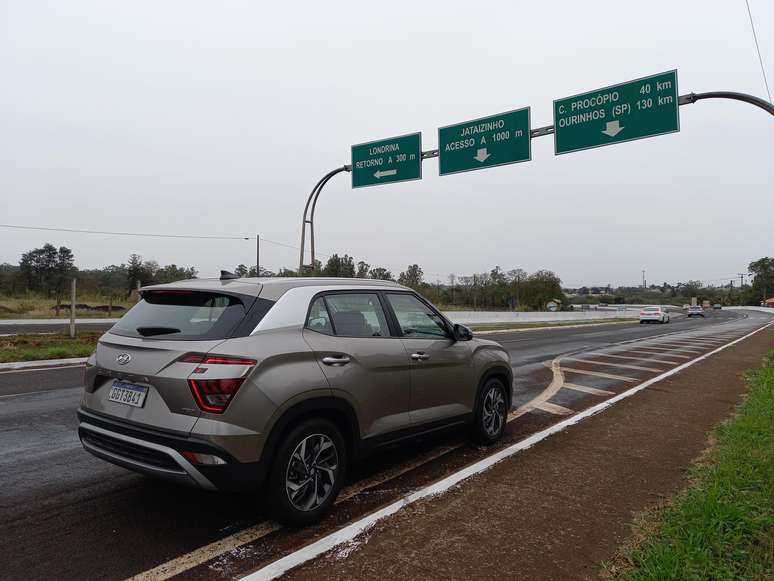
left=603, top=351, right=774, bottom=580
left=0, top=332, right=101, bottom=362
left=0, top=294, right=134, bottom=319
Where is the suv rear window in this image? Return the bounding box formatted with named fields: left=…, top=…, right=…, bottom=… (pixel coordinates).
left=110, top=290, right=254, bottom=340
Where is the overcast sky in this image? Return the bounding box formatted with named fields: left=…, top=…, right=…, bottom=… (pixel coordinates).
left=1, top=0, right=772, bottom=287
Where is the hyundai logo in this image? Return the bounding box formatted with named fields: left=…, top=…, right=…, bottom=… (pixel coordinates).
left=116, top=353, right=131, bottom=365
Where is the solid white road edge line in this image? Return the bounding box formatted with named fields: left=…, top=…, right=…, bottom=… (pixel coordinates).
left=242, top=319, right=774, bottom=581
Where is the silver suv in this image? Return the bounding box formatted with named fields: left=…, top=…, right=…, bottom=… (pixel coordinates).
left=78, top=276, right=512, bottom=524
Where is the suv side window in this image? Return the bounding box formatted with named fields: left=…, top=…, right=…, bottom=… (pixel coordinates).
left=386, top=293, right=449, bottom=339
left=319, top=293, right=390, bottom=338
left=306, top=297, right=334, bottom=335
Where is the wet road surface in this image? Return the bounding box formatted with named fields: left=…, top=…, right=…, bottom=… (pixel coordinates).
left=0, top=309, right=766, bottom=580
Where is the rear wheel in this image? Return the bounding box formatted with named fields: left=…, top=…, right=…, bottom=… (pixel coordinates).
left=472, top=377, right=508, bottom=444
left=267, top=418, right=346, bottom=526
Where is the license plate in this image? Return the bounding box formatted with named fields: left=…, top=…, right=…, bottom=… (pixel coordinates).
left=108, top=380, right=148, bottom=408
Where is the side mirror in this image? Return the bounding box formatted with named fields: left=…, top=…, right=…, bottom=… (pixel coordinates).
left=453, top=323, right=473, bottom=341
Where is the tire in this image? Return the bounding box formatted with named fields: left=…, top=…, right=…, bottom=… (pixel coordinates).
left=472, top=377, right=508, bottom=445
left=639, top=320, right=644, bottom=324
left=266, top=418, right=346, bottom=527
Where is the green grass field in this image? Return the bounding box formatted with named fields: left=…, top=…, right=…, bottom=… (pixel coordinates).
left=0, top=331, right=101, bottom=362
left=606, top=352, right=774, bottom=580
left=0, top=294, right=134, bottom=319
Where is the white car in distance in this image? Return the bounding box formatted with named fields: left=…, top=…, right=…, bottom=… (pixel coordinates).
left=639, top=306, right=670, bottom=324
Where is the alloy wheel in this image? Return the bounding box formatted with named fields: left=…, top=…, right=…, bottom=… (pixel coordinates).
left=482, top=385, right=506, bottom=438
left=285, top=433, right=339, bottom=511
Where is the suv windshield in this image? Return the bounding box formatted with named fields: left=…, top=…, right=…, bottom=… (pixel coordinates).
left=111, top=290, right=253, bottom=340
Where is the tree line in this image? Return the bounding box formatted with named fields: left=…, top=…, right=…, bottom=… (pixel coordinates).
left=2, top=244, right=769, bottom=309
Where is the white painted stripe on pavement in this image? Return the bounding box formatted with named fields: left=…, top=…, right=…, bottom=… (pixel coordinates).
left=535, top=402, right=574, bottom=415
left=564, top=357, right=664, bottom=372
left=242, top=319, right=774, bottom=581
left=588, top=353, right=678, bottom=365
left=563, top=383, right=614, bottom=396
left=560, top=367, right=638, bottom=382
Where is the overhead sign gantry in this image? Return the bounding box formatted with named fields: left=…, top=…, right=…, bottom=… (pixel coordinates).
left=300, top=70, right=773, bottom=270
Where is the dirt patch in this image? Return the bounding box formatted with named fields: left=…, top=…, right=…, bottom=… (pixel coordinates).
left=282, top=326, right=774, bottom=580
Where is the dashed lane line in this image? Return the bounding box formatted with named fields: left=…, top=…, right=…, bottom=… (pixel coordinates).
left=563, top=357, right=664, bottom=373
left=560, top=367, right=638, bottom=382
left=563, top=383, right=615, bottom=396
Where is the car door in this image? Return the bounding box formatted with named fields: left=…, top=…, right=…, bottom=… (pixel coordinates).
left=384, top=292, right=474, bottom=427
left=302, top=292, right=412, bottom=439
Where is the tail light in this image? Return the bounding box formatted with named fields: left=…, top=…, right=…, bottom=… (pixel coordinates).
left=181, top=353, right=257, bottom=413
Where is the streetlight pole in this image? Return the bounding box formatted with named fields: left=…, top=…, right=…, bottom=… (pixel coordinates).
left=256, top=234, right=260, bottom=277
left=298, top=165, right=350, bottom=273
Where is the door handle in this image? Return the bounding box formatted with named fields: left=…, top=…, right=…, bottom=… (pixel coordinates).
left=411, top=352, right=430, bottom=361
left=322, top=355, right=350, bottom=366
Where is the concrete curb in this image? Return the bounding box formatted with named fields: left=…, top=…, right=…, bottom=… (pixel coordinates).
left=0, top=357, right=88, bottom=371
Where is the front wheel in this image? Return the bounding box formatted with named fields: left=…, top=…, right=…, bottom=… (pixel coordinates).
left=266, top=418, right=346, bottom=527
left=472, top=377, right=508, bottom=445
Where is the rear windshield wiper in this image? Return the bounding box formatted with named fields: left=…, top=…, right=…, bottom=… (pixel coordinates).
left=136, top=326, right=181, bottom=337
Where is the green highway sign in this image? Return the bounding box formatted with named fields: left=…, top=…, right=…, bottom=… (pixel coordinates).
left=553, top=70, right=679, bottom=155
left=438, top=108, right=531, bottom=175
left=351, top=132, right=422, bottom=188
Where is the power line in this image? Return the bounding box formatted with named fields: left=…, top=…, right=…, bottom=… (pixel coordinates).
left=745, top=0, right=772, bottom=103
left=0, top=223, right=329, bottom=257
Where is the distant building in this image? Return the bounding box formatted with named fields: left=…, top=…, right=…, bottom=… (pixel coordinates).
left=764, top=297, right=774, bottom=308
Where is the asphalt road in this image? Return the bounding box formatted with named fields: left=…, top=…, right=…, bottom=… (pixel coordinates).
left=0, top=309, right=765, bottom=580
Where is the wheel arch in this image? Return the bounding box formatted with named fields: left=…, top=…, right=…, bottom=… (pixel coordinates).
left=475, top=364, right=513, bottom=414
left=260, top=396, right=361, bottom=486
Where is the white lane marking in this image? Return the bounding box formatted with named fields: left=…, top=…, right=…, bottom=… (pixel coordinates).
left=508, top=356, right=564, bottom=420
left=608, top=348, right=691, bottom=359
left=563, top=383, right=614, bottom=396
left=641, top=343, right=703, bottom=353
left=535, top=402, right=574, bottom=415
left=243, top=320, right=774, bottom=581
left=560, top=367, right=638, bottom=382
left=628, top=345, right=700, bottom=354
left=563, top=357, right=664, bottom=373
left=0, top=363, right=86, bottom=375
left=588, top=353, right=679, bottom=365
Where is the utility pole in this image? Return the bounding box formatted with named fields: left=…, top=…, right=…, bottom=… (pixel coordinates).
left=256, top=234, right=260, bottom=277
left=69, top=278, right=76, bottom=338
left=641, top=269, right=646, bottom=288
left=738, top=273, right=746, bottom=289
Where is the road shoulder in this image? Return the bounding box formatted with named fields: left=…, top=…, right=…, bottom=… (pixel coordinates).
left=282, top=326, right=774, bottom=580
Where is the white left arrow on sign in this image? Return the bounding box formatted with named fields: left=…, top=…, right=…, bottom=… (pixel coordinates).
left=374, top=169, right=397, bottom=179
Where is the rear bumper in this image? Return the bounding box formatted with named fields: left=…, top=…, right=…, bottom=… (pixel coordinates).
left=77, top=408, right=267, bottom=491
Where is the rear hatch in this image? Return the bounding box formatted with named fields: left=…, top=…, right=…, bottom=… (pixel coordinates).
left=82, top=288, right=256, bottom=435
